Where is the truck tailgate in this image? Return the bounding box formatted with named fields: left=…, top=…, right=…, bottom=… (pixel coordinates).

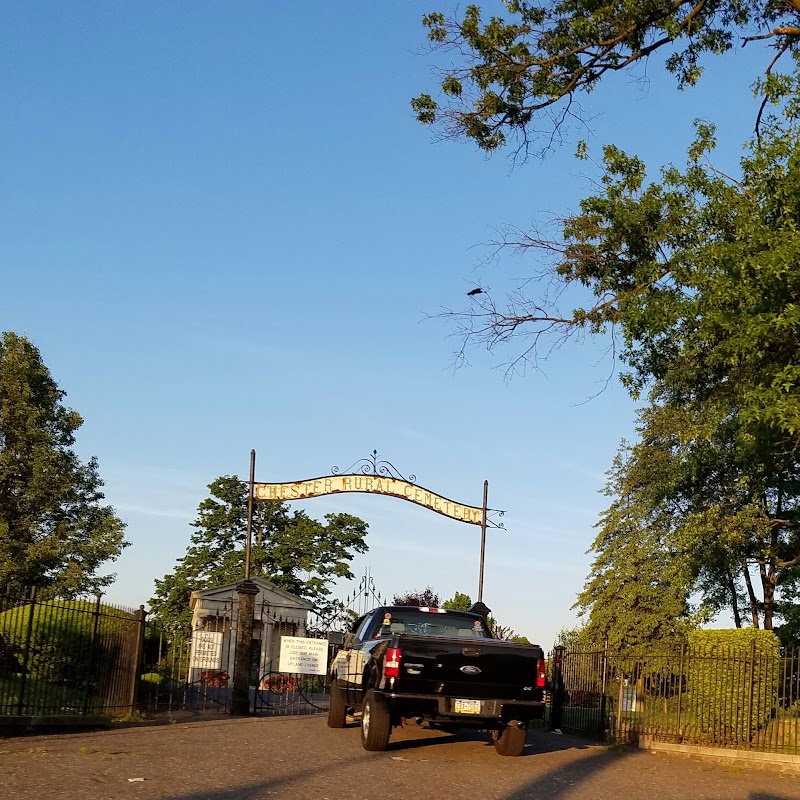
left=392, top=635, right=543, bottom=700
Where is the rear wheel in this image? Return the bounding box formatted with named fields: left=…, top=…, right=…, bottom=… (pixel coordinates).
left=493, top=722, right=527, bottom=757
left=360, top=689, right=391, bottom=751
left=327, top=679, right=347, bottom=728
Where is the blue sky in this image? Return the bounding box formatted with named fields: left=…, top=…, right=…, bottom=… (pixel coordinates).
left=1, top=2, right=765, bottom=646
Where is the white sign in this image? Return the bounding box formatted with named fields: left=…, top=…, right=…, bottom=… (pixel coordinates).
left=190, top=631, right=224, bottom=670
left=278, top=636, right=329, bottom=675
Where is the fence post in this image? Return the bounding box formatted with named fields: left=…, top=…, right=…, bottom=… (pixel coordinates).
left=82, top=594, right=103, bottom=714
left=127, top=605, right=147, bottom=716
left=675, top=642, right=685, bottom=742
left=550, top=645, right=566, bottom=731
left=231, top=580, right=259, bottom=715
left=747, top=637, right=756, bottom=748
left=599, top=639, right=609, bottom=737
left=16, top=585, right=38, bottom=716
left=615, top=665, right=625, bottom=741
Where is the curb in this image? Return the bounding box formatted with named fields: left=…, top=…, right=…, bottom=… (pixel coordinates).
left=639, top=735, right=800, bottom=774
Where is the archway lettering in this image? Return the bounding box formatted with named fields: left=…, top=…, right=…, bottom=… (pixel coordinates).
left=254, top=473, right=483, bottom=526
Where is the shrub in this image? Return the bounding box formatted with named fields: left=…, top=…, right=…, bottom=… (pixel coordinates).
left=0, top=599, right=136, bottom=688
left=687, top=628, right=780, bottom=744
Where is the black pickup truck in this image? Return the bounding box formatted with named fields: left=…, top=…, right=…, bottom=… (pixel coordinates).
left=327, top=605, right=546, bottom=756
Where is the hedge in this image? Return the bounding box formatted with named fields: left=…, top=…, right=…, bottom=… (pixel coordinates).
left=687, top=628, right=781, bottom=744
left=0, top=599, right=136, bottom=687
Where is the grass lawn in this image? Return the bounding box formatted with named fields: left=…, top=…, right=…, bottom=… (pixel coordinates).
left=0, top=674, right=85, bottom=715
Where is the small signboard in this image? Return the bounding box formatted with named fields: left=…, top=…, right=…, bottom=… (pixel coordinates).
left=190, top=630, right=224, bottom=670
left=278, top=636, right=329, bottom=675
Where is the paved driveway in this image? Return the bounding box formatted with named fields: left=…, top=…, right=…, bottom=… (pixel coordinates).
left=1, top=716, right=797, bottom=800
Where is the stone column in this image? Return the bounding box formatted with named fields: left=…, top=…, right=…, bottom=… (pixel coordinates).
left=231, top=580, right=259, bottom=715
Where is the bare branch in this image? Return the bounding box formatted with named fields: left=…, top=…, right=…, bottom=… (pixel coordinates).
left=755, top=39, right=792, bottom=139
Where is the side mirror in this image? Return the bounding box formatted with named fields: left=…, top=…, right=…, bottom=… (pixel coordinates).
left=343, top=632, right=355, bottom=649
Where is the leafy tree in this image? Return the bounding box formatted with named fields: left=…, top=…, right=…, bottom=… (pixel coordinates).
left=491, top=622, right=531, bottom=643
left=392, top=587, right=441, bottom=607
left=150, top=475, right=369, bottom=630
left=0, top=331, right=128, bottom=594
left=427, top=90, right=800, bottom=635
left=413, top=7, right=800, bottom=642
left=442, top=591, right=473, bottom=611
left=579, top=393, right=800, bottom=637
left=441, top=590, right=531, bottom=641
left=775, top=576, right=800, bottom=645
left=413, top=1, right=800, bottom=154
left=575, top=441, right=700, bottom=648
left=435, top=99, right=800, bottom=422
left=554, top=623, right=592, bottom=650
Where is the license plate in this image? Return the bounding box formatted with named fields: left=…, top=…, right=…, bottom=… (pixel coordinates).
left=454, top=699, right=481, bottom=714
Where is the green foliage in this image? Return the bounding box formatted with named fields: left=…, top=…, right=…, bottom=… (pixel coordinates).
left=439, top=89, right=800, bottom=635
left=441, top=591, right=472, bottom=611
left=575, top=443, right=700, bottom=650
left=687, top=628, right=781, bottom=743
left=414, top=2, right=800, bottom=153
left=554, top=622, right=593, bottom=650
left=775, top=578, right=800, bottom=646
left=0, top=332, right=128, bottom=594
left=0, top=599, right=134, bottom=685
left=149, top=476, right=369, bottom=631
left=441, top=591, right=531, bottom=641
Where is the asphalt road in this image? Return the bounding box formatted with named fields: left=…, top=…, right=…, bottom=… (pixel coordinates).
left=1, top=715, right=797, bottom=800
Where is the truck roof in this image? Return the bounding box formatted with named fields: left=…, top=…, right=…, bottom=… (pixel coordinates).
left=374, top=605, right=484, bottom=619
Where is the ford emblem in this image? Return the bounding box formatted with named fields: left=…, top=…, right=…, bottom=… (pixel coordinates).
left=460, top=665, right=482, bottom=675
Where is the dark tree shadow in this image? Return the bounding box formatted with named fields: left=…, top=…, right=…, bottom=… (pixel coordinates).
left=749, top=795, right=797, bottom=799
left=156, top=752, right=367, bottom=800
left=500, top=741, right=632, bottom=799
left=387, top=726, right=595, bottom=757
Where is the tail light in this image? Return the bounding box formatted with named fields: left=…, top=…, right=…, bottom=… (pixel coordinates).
left=384, top=647, right=402, bottom=679
left=536, top=658, right=546, bottom=689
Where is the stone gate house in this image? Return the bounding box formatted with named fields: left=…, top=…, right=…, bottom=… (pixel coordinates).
left=188, top=577, right=313, bottom=687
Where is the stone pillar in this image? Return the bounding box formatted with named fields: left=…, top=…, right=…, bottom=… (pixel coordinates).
left=231, top=580, right=259, bottom=715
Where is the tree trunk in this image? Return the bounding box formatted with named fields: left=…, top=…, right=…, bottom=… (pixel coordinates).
left=741, top=558, right=760, bottom=628
left=762, top=520, right=780, bottom=632
left=726, top=566, right=742, bottom=628
left=760, top=559, right=775, bottom=631
left=763, top=584, right=774, bottom=630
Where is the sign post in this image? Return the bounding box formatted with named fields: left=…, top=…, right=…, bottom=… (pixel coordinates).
left=478, top=479, right=489, bottom=602
left=244, top=449, right=256, bottom=580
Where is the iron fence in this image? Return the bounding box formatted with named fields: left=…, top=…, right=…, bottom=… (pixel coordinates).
left=138, top=621, right=233, bottom=715
left=548, top=644, right=800, bottom=755
left=139, top=576, right=383, bottom=718
left=1, top=573, right=384, bottom=722
left=0, top=585, right=145, bottom=717
left=253, top=662, right=332, bottom=716
left=247, top=572, right=384, bottom=717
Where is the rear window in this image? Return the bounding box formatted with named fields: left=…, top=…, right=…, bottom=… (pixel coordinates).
left=372, top=610, right=490, bottom=639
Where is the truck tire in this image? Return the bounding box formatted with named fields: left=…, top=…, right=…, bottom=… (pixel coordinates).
left=494, top=722, right=527, bottom=757
left=360, top=689, right=391, bottom=751
left=327, top=679, right=348, bottom=728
